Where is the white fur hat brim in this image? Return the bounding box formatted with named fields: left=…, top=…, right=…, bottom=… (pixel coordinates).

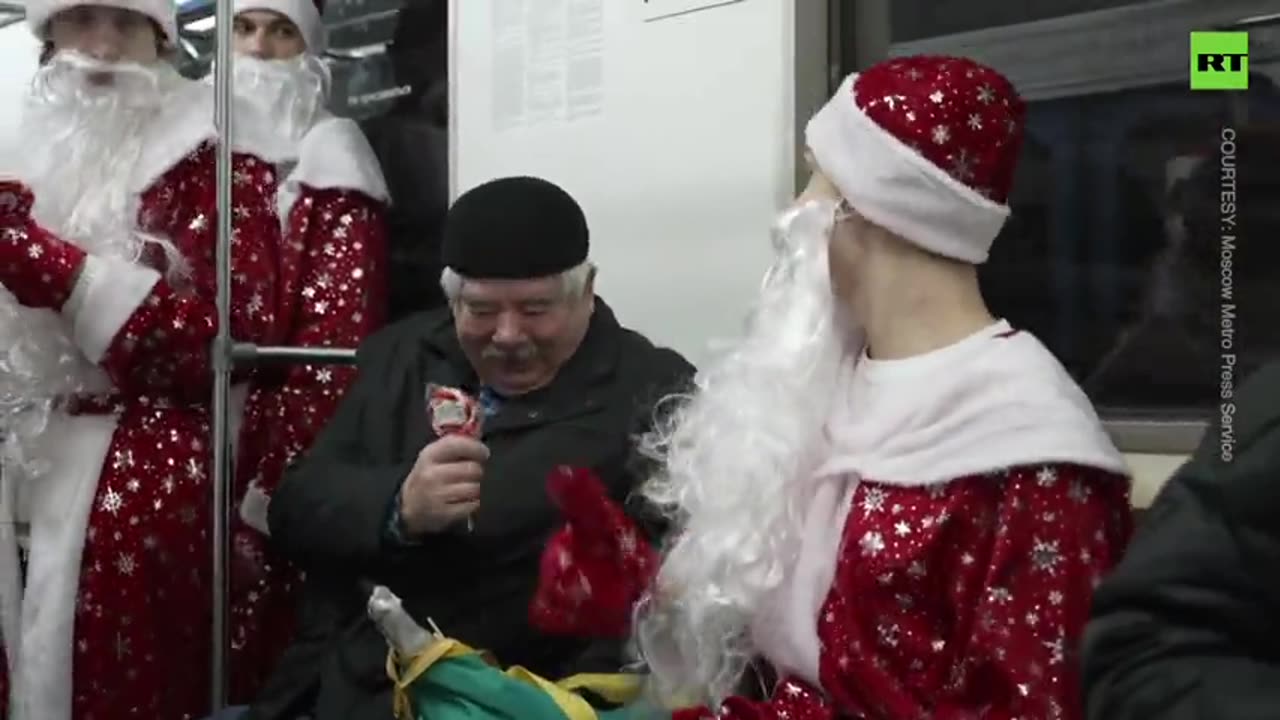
left=25, top=0, right=178, bottom=44
left=233, top=0, right=326, bottom=54
left=805, top=73, right=1010, bottom=264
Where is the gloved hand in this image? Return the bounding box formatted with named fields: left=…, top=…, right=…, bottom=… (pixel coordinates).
left=0, top=179, right=86, bottom=310
left=530, top=465, right=656, bottom=637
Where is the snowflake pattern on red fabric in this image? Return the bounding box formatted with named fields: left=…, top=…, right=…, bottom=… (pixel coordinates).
left=226, top=184, right=384, bottom=702
left=0, top=144, right=386, bottom=718
left=851, top=56, right=1025, bottom=202
left=535, top=463, right=1131, bottom=720
left=0, top=181, right=87, bottom=309
left=228, top=185, right=387, bottom=701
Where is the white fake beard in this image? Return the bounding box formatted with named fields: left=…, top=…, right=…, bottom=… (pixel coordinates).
left=229, top=54, right=328, bottom=148
left=1, top=51, right=182, bottom=480
left=634, top=200, right=856, bottom=706
left=16, top=50, right=185, bottom=264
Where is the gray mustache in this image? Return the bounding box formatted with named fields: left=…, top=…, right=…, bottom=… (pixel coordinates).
left=481, top=345, right=537, bottom=362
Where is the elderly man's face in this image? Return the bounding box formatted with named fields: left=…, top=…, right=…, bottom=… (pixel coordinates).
left=454, top=274, right=595, bottom=396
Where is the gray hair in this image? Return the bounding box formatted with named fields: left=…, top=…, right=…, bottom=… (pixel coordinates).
left=440, top=260, right=596, bottom=304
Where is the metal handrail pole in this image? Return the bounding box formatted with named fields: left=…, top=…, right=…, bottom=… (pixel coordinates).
left=230, top=343, right=358, bottom=364
left=210, top=0, right=236, bottom=708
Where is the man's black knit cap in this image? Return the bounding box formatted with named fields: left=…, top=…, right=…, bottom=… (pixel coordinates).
left=441, top=176, right=589, bottom=279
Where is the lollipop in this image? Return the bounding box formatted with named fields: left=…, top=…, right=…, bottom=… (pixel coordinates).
left=426, top=384, right=483, bottom=532
left=426, top=384, right=482, bottom=438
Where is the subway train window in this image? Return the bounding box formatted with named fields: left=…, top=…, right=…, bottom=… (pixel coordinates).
left=843, top=0, right=1280, bottom=419
left=177, top=0, right=450, bottom=321
left=886, top=0, right=1153, bottom=42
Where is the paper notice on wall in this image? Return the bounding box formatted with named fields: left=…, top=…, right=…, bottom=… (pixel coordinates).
left=640, top=0, right=745, bottom=23
left=491, top=0, right=604, bottom=132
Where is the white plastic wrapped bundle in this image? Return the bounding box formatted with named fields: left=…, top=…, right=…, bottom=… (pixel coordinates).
left=0, top=51, right=182, bottom=480
left=0, top=292, right=101, bottom=480
left=368, top=584, right=438, bottom=658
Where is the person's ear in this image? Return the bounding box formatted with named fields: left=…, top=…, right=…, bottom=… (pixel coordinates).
left=798, top=169, right=841, bottom=205
left=583, top=267, right=597, bottom=313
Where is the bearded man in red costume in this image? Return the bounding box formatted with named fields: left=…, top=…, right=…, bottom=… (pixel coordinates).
left=0, top=0, right=385, bottom=716
left=221, top=0, right=391, bottom=703
left=532, top=56, right=1133, bottom=720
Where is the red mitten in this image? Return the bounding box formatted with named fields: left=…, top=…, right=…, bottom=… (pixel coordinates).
left=530, top=466, right=657, bottom=637
left=0, top=181, right=85, bottom=310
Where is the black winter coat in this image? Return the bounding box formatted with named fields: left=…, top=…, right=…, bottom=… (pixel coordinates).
left=1082, top=361, right=1280, bottom=719
left=246, top=300, right=694, bottom=720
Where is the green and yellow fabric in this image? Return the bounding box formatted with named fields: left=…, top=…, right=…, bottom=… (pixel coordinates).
left=387, top=637, right=665, bottom=720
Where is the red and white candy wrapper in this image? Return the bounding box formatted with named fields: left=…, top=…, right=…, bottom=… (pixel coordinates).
left=426, top=384, right=482, bottom=438
left=425, top=384, right=483, bottom=533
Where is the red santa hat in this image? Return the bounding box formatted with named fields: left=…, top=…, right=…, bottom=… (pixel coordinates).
left=25, top=0, right=178, bottom=44
left=233, top=0, right=327, bottom=54
left=806, top=55, right=1026, bottom=264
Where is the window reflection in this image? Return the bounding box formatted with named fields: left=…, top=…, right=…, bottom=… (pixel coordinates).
left=1009, top=81, right=1280, bottom=415
left=354, top=0, right=450, bottom=319
left=176, top=0, right=450, bottom=322
left=846, top=0, right=1280, bottom=418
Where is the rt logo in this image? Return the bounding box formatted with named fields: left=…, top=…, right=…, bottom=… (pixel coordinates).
left=1191, top=31, right=1248, bottom=90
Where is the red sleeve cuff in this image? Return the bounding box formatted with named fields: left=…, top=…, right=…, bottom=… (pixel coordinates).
left=0, top=219, right=86, bottom=310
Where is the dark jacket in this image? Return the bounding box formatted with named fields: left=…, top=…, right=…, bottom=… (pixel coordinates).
left=359, top=111, right=450, bottom=320
left=1081, top=361, right=1280, bottom=719
left=247, top=300, right=694, bottom=720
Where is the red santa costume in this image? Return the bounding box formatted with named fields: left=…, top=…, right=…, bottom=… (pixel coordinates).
left=530, top=57, right=1133, bottom=719
left=220, top=0, right=392, bottom=702
left=0, top=0, right=386, bottom=717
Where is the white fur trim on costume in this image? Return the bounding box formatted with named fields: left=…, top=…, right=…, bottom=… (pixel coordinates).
left=9, top=412, right=116, bottom=720
left=805, top=73, right=1009, bottom=264
left=234, top=0, right=326, bottom=53
left=225, top=383, right=268, bottom=534
left=239, top=484, right=272, bottom=534
left=25, top=0, right=178, bottom=42
left=815, top=321, right=1129, bottom=483
left=751, top=320, right=1130, bottom=689
left=63, top=255, right=161, bottom=364
left=278, top=115, right=390, bottom=217
left=3, top=384, right=249, bottom=719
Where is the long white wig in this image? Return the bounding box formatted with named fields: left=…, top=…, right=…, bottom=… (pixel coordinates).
left=633, top=199, right=855, bottom=706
